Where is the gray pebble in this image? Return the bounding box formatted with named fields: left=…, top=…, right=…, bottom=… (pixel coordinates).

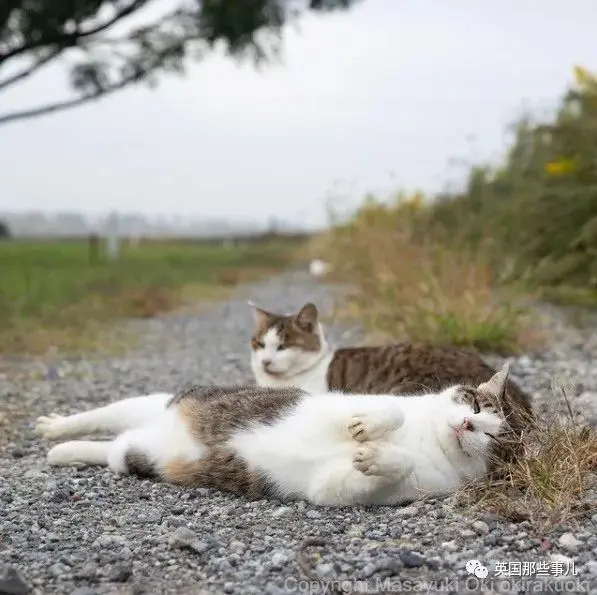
left=398, top=506, right=418, bottom=517
left=271, top=506, right=293, bottom=518
left=168, top=527, right=211, bottom=555
left=0, top=565, right=30, bottom=595
left=270, top=551, right=290, bottom=569
left=559, top=532, right=583, bottom=553
left=472, top=520, right=490, bottom=535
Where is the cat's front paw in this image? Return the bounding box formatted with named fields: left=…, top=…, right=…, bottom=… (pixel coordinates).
left=35, top=413, right=67, bottom=439
left=354, top=443, right=414, bottom=480
left=348, top=409, right=404, bottom=442
left=353, top=443, right=382, bottom=476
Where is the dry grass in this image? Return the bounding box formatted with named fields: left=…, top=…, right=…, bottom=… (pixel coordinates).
left=458, top=389, right=597, bottom=532
left=319, top=199, right=540, bottom=354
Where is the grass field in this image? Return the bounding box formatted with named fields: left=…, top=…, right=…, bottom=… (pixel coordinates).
left=0, top=235, right=303, bottom=355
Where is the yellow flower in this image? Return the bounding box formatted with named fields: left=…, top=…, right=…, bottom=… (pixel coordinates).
left=573, top=65, right=597, bottom=88
left=545, top=159, right=576, bottom=176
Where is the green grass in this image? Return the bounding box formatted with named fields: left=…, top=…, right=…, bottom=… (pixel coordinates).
left=0, top=236, right=303, bottom=354
left=539, top=285, right=597, bottom=309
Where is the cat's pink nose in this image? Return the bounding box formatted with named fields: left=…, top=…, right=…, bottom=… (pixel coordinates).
left=262, top=359, right=272, bottom=368
left=463, top=418, right=473, bottom=431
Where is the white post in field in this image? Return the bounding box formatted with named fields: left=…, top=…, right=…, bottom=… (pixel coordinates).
left=105, top=211, right=120, bottom=261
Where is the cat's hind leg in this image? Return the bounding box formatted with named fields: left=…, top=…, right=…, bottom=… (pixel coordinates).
left=36, top=393, right=173, bottom=440
left=47, top=440, right=112, bottom=466
left=105, top=408, right=203, bottom=479
left=306, top=458, right=394, bottom=506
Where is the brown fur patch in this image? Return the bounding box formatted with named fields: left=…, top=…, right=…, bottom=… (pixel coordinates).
left=163, top=450, right=279, bottom=499
left=162, top=385, right=305, bottom=498
left=124, top=450, right=156, bottom=479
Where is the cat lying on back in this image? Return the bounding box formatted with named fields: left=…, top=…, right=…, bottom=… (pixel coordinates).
left=249, top=302, right=533, bottom=446
left=35, top=364, right=510, bottom=506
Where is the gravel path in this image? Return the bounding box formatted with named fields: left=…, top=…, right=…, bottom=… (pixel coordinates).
left=1, top=272, right=596, bottom=595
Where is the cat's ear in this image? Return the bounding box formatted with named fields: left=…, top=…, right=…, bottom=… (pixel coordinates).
left=294, top=302, right=318, bottom=332
left=247, top=301, right=274, bottom=327
left=477, top=362, right=510, bottom=400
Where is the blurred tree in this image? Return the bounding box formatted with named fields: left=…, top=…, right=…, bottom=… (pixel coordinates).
left=0, top=0, right=361, bottom=127
left=0, top=220, right=11, bottom=238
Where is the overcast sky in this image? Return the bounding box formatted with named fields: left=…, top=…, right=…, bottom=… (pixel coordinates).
left=0, top=0, right=595, bottom=227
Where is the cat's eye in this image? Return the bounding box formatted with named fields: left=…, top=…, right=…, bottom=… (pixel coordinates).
left=472, top=396, right=481, bottom=414
left=253, top=340, right=264, bottom=349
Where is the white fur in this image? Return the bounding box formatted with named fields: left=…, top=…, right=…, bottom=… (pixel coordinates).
left=36, top=384, right=504, bottom=507
left=251, top=325, right=332, bottom=394
left=36, top=393, right=172, bottom=439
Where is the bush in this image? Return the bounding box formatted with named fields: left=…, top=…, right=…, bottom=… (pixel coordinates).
left=321, top=194, right=537, bottom=354
left=319, top=65, right=597, bottom=351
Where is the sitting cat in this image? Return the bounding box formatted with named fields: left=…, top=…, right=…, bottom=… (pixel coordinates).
left=35, top=365, right=510, bottom=506
left=249, top=301, right=533, bottom=449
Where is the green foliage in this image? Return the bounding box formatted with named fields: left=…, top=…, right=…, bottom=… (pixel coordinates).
left=0, top=0, right=362, bottom=126
left=425, top=66, right=597, bottom=291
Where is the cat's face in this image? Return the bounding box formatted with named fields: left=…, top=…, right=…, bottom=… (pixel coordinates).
left=438, top=363, right=510, bottom=459
left=249, top=302, right=326, bottom=379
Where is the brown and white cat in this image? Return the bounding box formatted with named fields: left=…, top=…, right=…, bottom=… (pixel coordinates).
left=36, top=366, right=511, bottom=506
left=249, top=302, right=533, bottom=445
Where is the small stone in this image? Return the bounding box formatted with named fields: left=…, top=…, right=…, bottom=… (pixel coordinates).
left=223, top=582, right=235, bottom=594
left=110, top=564, right=133, bottom=583
left=138, top=512, right=162, bottom=524
left=315, top=563, right=335, bottom=577
left=398, top=550, right=424, bottom=568
left=346, top=524, right=364, bottom=538
left=11, top=449, right=25, bottom=459
left=397, top=506, right=418, bottom=518
left=74, top=562, right=98, bottom=580
left=168, top=527, right=210, bottom=555
left=229, top=540, right=246, bottom=554
left=272, top=506, right=293, bottom=518
left=0, top=565, right=31, bottom=595
left=359, top=557, right=402, bottom=579
left=441, top=541, right=459, bottom=552
left=270, top=551, right=289, bottom=569
left=305, top=510, right=320, bottom=519
left=49, top=563, right=68, bottom=578
left=472, top=520, right=489, bottom=535
left=460, top=529, right=476, bottom=538
left=550, top=553, right=574, bottom=566
left=558, top=532, right=583, bottom=553
left=585, top=561, right=597, bottom=576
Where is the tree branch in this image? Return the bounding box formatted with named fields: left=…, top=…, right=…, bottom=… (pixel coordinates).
left=0, top=0, right=150, bottom=66
left=0, top=90, right=108, bottom=126
left=0, top=44, right=180, bottom=126
left=0, top=47, right=63, bottom=91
